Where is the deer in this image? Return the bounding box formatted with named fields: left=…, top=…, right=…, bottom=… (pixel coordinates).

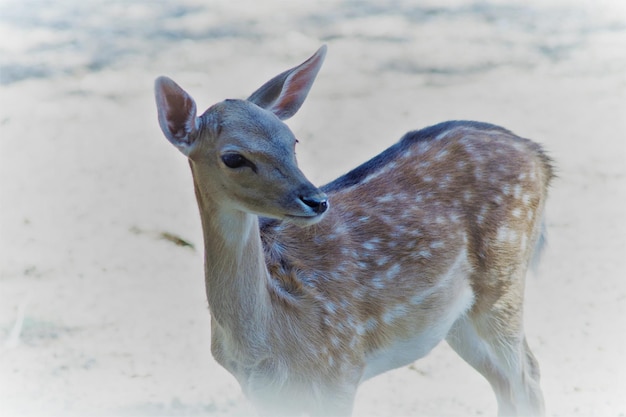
left=154, top=45, right=552, bottom=417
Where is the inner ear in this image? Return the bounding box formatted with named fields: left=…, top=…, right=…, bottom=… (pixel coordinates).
left=247, top=45, right=327, bottom=120
left=155, top=76, right=198, bottom=154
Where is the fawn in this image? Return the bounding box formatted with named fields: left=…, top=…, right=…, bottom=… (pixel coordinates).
left=154, top=45, right=552, bottom=416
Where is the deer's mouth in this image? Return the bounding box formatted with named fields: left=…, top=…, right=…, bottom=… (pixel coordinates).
left=277, top=190, right=329, bottom=226
left=284, top=211, right=327, bottom=226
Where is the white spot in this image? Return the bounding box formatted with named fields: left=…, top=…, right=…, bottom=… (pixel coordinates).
left=520, top=233, right=528, bottom=249
left=497, top=226, right=508, bottom=242
left=435, top=130, right=450, bottom=141
left=371, top=276, right=385, bottom=289
left=512, top=141, right=526, bottom=152
left=349, top=336, right=359, bottom=349
left=518, top=172, right=527, bottom=181
left=340, top=247, right=350, bottom=256
left=511, top=207, right=522, bottom=218
left=363, top=241, right=376, bottom=251
left=333, top=224, right=346, bottom=235
left=502, top=184, right=511, bottom=196
left=325, top=302, right=337, bottom=314
left=430, top=240, right=445, bottom=249
left=472, top=153, right=485, bottom=164
left=513, top=184, right=522, bottom=199
left=417, top=249, right=432, bottom=259
left=522, top=193, right=531, bottom=205
left=394, top=224, right=408, bottom=236
left=383, top=304, right=408, bottom=324
left=360, top=162, right=397, bottom=186
left=377, top=194, right=396, bottom=203
left=417, top=142, right=432, bottom=154
left=376, top=256, right=390, bottom=267
left=335, top=321, right=346, bottom=333
left=352, top=287, right=366, bottom=299
left=497, top=226, right=518, bottom=243
left=477, top=205, right=488, bottom=224
left=410, top=292, right=427, bottom=305
left=357, top=317, right=378, bottom=335
left=435, top=149, right=449, bottom=161
left=463, top=191, right=473, bottom=201
left=386, top=263, right=401, bottom=280
left=423, top=175, right=433, bottom=183
left=363, top=237, right=381, bottom=251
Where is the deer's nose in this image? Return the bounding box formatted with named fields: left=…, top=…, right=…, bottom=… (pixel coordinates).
left=300, top=194, right=329, bottom=214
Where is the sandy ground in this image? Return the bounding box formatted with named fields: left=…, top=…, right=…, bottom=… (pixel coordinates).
left=1, top=0, right=625, bottom=416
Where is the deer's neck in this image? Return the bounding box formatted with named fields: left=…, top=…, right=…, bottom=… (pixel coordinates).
left=190, top=164, right=271, bottom=345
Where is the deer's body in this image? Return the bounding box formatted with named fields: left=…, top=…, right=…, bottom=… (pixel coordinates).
left=155, top=46, right=552, bottom=416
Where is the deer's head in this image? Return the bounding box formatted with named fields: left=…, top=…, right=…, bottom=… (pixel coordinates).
left=155, top=46, right=328, bottom=226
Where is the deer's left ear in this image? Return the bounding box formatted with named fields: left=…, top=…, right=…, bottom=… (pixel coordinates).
left=247, top=45, right=327, bottom=120
left=155, top=76, right=199, bottom=156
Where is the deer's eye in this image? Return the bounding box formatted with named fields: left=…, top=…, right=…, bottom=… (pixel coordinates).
left=221, top=153, right=256, bottom=172
left=221, top=153, right=247, bottom=168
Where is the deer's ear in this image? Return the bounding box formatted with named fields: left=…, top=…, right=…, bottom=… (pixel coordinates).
left=155, top=76, right=199, bottom=155
left=247, top=45, right=327, bottom=120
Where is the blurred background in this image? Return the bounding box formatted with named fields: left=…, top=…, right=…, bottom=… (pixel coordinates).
left=1, top=0, right=625, bottom=415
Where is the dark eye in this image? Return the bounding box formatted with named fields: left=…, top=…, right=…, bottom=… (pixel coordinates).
left=221, top=153, right=247, bottom=168
left=221, top=153, right=257, bottom=172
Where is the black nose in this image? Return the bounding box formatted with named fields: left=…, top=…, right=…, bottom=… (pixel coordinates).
left=300, top=194, right=329, bottom=214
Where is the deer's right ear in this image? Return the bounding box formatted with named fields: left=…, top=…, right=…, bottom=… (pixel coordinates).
left=155, top=76, right=199, bottom=156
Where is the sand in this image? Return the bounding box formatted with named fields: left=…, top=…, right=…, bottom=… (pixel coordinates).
left=1, top=0, right=625, bottom=415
